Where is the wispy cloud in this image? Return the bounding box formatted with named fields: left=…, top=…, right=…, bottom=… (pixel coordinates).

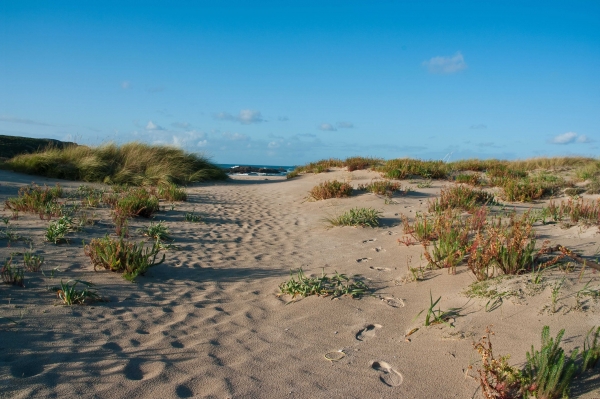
left=171, top=122, right=191, bottom=129
left=576, top=135, right=593, bottom=143
left=549, top=131, right=593, bottom=144
left=147, top=86, right=165, bottom=93
left=145, top=121, right=165, bottom=131
left=422, top=52, right=467, bottom=74
left=222, top=132, right=249, bottom=141
left=0, top=115, right=53, bottom=126
left=214, top=109, right=265, bottom=124
left=337, top=121, right=354, bottom=129
left=470, top=124, right=487, bottom=130
left=318, top=123, right=337, bottom=131
left=278, top=116, right=289, bottom=122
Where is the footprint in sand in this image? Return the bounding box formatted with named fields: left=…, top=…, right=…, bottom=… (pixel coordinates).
left=369, top=266, right=390, bottom=272
left=371, top=361, right=403, bottom=387
left=378, top=296, right=404, bottom=308
left=362, top=238, right=377, bottom=244
left=372, top=247, right=386, bottom=252
left=356, top=324, right=382, bottom=341
left=356, top=257, right=372, bottom=263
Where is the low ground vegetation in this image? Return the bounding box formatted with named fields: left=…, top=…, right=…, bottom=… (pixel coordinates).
left=278, top=268, right=369, bottom=300
left=84, top=235, right=165, bottom=281
left=474, top=325, right=599, bottom=399
left=356, top=180, right=405, bottom=196
left=309, top=180, right=353, bottom=200
left=327, top=207, right=382, bottom=227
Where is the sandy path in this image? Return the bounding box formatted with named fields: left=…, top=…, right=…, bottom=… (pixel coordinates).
left=1, top=169, right=599, bottom=398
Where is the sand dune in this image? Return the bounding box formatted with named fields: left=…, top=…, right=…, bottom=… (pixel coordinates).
left=1, top=168, right=599, bottom=398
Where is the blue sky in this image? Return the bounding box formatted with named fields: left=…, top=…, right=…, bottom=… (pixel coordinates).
left=1, top=1, right=598, bottom=165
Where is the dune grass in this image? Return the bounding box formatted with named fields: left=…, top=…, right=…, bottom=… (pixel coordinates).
left=309, top=180, right=353, bottom=200
left=327, top=207, right=382, bottom=227
left=5, top=141, right=227, bottom=186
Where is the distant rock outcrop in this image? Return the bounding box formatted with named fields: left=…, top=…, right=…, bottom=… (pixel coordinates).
left=227, top=166, right=286, bottom=174
left=0, top=135, right=77, bottom=160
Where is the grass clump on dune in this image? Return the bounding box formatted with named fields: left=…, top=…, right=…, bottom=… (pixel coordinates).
left=357, top=180, right=404, bottom=196
left=474, top=325, right=600, bottom=399
left=278, top=268, right=369, bottom=300
left=428, top=185, right=495, bottom=213
left=4, top=183, right=64, bottom=218
left=309, top=180, right=353, bottom=200
left=84, top=235, right=165, bottom=281
left=378, top=159, right=449, bottom=179
left=6, top=142, right=227, bottom=186
left=328, top=207, right=382, bottom=227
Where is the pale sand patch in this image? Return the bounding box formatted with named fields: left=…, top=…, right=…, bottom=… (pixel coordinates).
left=0, top=168, right=599, bottom=398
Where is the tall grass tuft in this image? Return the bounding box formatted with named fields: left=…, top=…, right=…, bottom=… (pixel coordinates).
left=309, top=180, right=353, bottom=200
left=327, top=207, right=382, bottom=227
left=428, top=185, right=495, bottom=212
left=357, top=180, right=404, bottom=196
left=84, top=235, right=165, bottom=281
left=378, top=158, right=449, bottom=179
left=6, top=142, right=227, bottom=185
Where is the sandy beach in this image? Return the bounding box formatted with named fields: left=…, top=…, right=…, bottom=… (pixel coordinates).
left=1, top=168, right=599, bottom=399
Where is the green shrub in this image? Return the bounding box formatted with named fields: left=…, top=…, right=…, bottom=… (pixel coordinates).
left=51, top=279, right=100, bottom=305
left=278, top=268, right=369, bottom=300
left=295, top=159, right=343, bottom=173
left=157, top=183, right=187, bottom=201
left=378, top=159, right=449, bottom=180
left=45, top=215, right=73, bottom=244
left=586, top=178, right=600, bottom=194
left=357, top=180, right=404, bottom=195
left=1, top=257, right=24, bottom=287
left=286, top=169, right=300, bottom=179
left=498, top=174, right=568, bottom=202
left=344, top=156, right=381, bottom=172
left=309, top=180, right=353, bottom=200
left=23, top=251, right=44, bottom=272
left=467, top=213, right=537, bottom=280
left=522, top=326, right=578, bottom=399
left=453, top=173, right=481, bottom=186
left=6, top=142, right=227, bottom=185
left=428, top=185, right=495, bottom=212
left=4, top=183, right=63, bottom=216
left=327, top=207, right=382, bottom=227
left=138, top=221, right=171, bottom=242
left=475, top=325, right=600, bottom=399
left=84, top=235, right=165, bottom=281
left=184, top=211, right=202, bottom=222
left=114, top=188, right=159, bottom=218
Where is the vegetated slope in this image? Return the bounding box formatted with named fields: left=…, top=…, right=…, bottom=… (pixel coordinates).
left=4, top=140, right=228, bottom=185
left=0, top=134, right=76, bottom=160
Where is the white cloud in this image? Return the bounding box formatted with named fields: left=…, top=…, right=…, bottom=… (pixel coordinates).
left=197, top=140, right=208, bottom=147
left=214, top=109, right=265, bottom=124
left=422, top=52, right=467, bottom=74
left=577, top=135, right=593, bottom=143
left=318, top=123, right=337, bottom=131
left=145, top=121, right=165, bottom=131
left=337, top=121, right=354, bottom=128
left=268, top=141, right=281, bottom=149
left=121, top=81, right=131, bottom=89
left=550, top=131, right=579, bottom=144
